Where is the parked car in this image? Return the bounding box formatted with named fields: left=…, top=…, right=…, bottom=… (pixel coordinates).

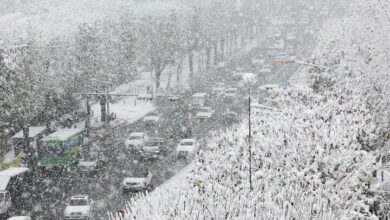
left=139, top=138, right=167, bottom=159
left=64, top=195, right=94, bottom=220
left=68, top=151, right=107, bottom=176
left=176, top=139, right=199, bottom=159
left=125, top=132, right=148, bottom=151
left=122, top=170, right=153, bottom=192
left=143, top=111, right=160, bottom=124
left=195, top=107, right=214, bottom=120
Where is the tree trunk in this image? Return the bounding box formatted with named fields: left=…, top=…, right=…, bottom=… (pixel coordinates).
left=166, top=63, right=173, bottom=90
left=22, top=125, right=34, bottom=169
left=188, top=50, right=194, bottom=78
left=228, top=32, right=232, bottom=55
left=100, top=96, right=107, bottom=122
left=220, top=38, right=225, bottom=62
left=176, top=56, right=184, bottom=81
left=206, top=45, right=211, bottom=69
left=234, top=28, right=238, bottom=50
left=22, top=125, right=30, bottom=155
left=198, top=49, right=202, bottom=73
left=213, top=41, right=218, bottom=65
left=249, top=24, right=254, bottom=40
left=241, top=27, right=245, bottom=48
left=85, top=97, right=91, bottom=138
left=155, top=64, right=163, bottom=89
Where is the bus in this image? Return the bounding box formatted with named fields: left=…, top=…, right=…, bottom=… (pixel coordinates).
left=38, top=128, right=85, bottom=167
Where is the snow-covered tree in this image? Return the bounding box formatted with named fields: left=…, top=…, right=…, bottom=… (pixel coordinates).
left=0, top=39, right=45, bottom=168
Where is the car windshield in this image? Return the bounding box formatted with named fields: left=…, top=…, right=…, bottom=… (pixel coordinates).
left=130, top=136, right=141, bottom=140
left=181, top=141, right=194, bottom=146
left=226, top=90, right=236, bottom=94
left=70, top=199, right=88, bottom=206
left=145, top=140, right=161, bottom=146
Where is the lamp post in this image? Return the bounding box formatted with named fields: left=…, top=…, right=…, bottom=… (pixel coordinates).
left=243, top=73, right=256, bottom=191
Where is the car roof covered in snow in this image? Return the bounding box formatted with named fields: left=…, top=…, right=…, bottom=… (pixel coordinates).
left=0, top=167, right=29, bottom=191
left=41, top=128, right=84, bottom=141
left=71, top=195, right=89, bottom=200
left=0, top=167, right=29, bottom=177
left=130, top=132, right=145, bottom=137
left=180, top=139, right=196, bottom=144
left=12, top=127, right=46, bottom=139
left=192, top=93, right=207, bottom=98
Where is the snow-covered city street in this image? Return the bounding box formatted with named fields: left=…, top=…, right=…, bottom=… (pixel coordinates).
left=0, top=0, right=389, bottom=219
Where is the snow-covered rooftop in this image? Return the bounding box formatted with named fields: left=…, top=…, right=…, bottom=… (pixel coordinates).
left=6, top=216, right=31, bottom=220
left=0, top=167, right=29, bottom=191
left=41, top=128, right=84, bottom=141
left=12, top=127, right=46, bottom=139
left=0, top=167, right=29, bottom=177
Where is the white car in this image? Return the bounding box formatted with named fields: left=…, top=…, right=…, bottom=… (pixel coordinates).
left=7, top=217, right=31, bottom=220
left=125, top=132, right=148, bottom=150
left=195, top=107, right=214, bottom=120
left=143, top=111, right=160, bottom=124
left=224, top=88, right=238, bottom=99
left=139, top=138, right=166, bottom=159
left=64, top=195, right=94, bottom=220
left=176, top=139, right=199, bottom=159
left=122, top=170, right=153, bottom=192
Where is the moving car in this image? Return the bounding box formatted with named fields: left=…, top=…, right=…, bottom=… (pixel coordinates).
left=139, top=138, right=167, bottom=159
left=191, top=93, right=207, bottom=110
left=224, top=88, right=238, bottom=99
left=125, top=132, right=148, bottom=151
left=64, top=195, right=94, bottom=220
left=143, top=111, right=160, bottom=124
left=176, top=139, right=199, bottom=159
left=195, top=107, right=214, bottom=120
left=122, top=170, right=153, bottom=192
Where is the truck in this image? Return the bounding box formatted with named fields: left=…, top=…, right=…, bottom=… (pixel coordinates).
left=0, top=167, right=32, bottom=216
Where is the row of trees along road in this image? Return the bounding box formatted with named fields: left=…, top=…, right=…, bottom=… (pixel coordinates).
left=0, top=0, right=272, bottom=164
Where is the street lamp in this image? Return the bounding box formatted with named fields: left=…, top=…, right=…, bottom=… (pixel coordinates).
left=243, top=72, right=256, bottom=191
